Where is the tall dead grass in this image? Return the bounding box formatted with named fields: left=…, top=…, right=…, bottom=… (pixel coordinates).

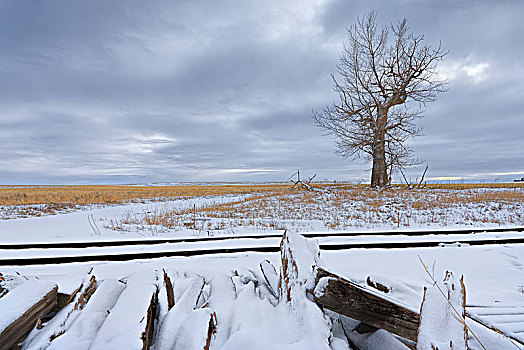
left=0, top=184, right=292, bottom=219
left=0, top=184, right=291, bottom=206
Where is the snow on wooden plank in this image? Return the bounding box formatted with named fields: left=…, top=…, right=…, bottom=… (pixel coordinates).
left=0, top=281, right=57, bottom=350
left=279, top=230, right=323, bottom=302
left=417, top=271, right=468, bottom=350
left=173, top=277, right=195, bottom=304
left=466, top=307, right=524, bottom=346
left=89, top=271, right=158, bottom=350
left=206, top=274, right=237, bottom=347
left=154, top=276, right=212, bottom=349
left=45, top=279, right=126, bottom=350
left=156, top=269, right=175, bottom=329
left=22, top=275, right=97, bottom=350
left=168, top=308, right=217, bottom=350
left=278, top=231, right=333, bottom=349
left=310, top=267, right=420, bottom=342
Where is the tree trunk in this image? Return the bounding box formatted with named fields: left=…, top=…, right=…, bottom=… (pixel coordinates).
left=371, top=114, right=388, bottom=187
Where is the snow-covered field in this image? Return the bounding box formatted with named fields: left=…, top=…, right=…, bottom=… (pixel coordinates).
left=1, top=185, right=524, bottom=349
left=1, top=186, right=523, bottom=244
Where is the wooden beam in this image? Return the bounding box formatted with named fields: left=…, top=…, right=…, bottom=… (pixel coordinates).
left=142, top=292, right=157, bottom=350
left=309, top=268, right=420, bottom=342
left=0, top=284, right=58, bottom=350
left=88, top=273, right=158, bottom=350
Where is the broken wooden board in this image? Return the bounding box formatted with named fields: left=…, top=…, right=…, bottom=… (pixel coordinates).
left=22, top=275, right=98, bottom=350
left=280, top=230, right=323, bottom=302
left=88, top=272, right=158, bottom=350
left=163, top=269, right=175, bottom=310
left=417, top=271, right=467, bottom=350
left=155, top=276, right=207, bottom=349
left=0, top=281, right=57, bottom=350
left=169, top=308, right=217, bottom=350
left=206, top=274, right=237, bottom=347
left=45, top=279, right=126, bottom=350
left=309, top=267, right=420, bottom=342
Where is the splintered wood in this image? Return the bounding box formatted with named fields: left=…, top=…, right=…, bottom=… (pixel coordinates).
left=155, top=276, right=216, bottom=349
left=417, top=271, right=468, bottom=350
left=279, top=230, right=322, bottom=302
left=22, top=275, right=98, bottom=349
left=0, top=281, right=58, bottom=350
left=89, top=272, right=158, bottom=350
left=1, top=232, right=513, bottom=349
left=163, top=269, right=175, bottom=310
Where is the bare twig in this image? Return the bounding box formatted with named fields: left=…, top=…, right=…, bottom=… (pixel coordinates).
left=88, top=214, right=101, bottom=236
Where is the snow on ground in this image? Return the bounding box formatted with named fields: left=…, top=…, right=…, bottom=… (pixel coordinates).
left=0, top=194, right=254, bottom=243
left=1, top=186, right=524, bottom=348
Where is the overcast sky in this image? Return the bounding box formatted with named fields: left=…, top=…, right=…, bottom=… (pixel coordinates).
left=1, top=0, right=523, bottom=184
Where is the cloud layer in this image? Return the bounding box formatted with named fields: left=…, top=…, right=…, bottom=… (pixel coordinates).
left=1, top=0, right=523, bottom=184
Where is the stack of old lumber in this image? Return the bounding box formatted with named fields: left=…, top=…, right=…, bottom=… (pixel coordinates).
left=1, top=231, right=520, bottom=349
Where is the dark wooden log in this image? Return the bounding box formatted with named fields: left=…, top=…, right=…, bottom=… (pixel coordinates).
left=309, top=268, right=420, bottom=342
left=0, top=286, right=58, bottom=350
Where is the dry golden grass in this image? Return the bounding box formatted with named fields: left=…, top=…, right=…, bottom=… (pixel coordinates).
left=1, top=182, right=522, bottom=207
left=0, top=184, right=294, bottom=219
left=0, top=184, right=291, bottom=207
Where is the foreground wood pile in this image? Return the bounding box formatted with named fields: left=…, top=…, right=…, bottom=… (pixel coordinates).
left=0, top=232, right=518, bottom=349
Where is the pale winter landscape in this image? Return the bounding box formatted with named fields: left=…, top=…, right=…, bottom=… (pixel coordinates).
left=2, top=0, right=524, bottom=349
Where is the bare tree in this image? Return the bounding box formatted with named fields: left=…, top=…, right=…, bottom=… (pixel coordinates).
left=313, top=12, right=447, bottom=187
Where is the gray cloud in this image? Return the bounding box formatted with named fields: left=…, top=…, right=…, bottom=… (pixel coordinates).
left=0, top=0, right=523, bottom=184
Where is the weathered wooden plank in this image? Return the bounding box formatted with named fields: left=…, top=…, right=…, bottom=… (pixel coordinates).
left=309, top=267, right=420, bottom=342
left=417, top=271, right=467, bottom=350
left=280, top=230, right=323, bottom=301
left=155, top=277, right=206, bottom=349
left=163, top=269, right=175, bottom=310
left=23, top=275, right=98, bottom=349
left=88, top=272, right=158, bottom=350
left=0, top=282, right=57, bottom=350
left=45, top=279, right=126, bottom=350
